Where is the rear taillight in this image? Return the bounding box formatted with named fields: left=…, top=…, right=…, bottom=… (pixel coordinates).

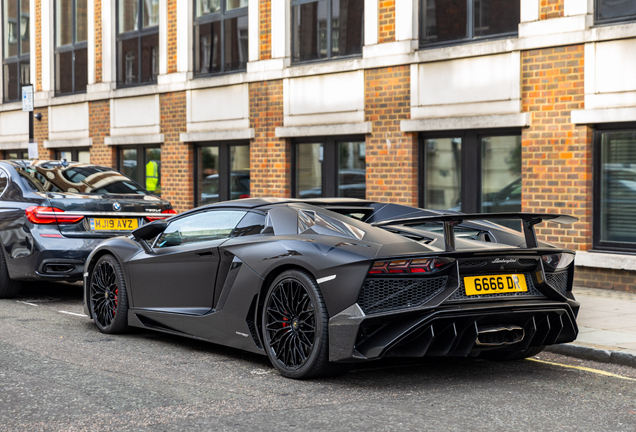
left=25, top=206, right=84, bottom=224
left=145, top=208, right=178, bottom=222
left=368, top=257, right=455, bottom=275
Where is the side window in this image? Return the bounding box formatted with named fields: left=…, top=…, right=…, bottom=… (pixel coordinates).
left=156, top=210, right=246, bottom=248
left=0, top=170, right=8, bottom=196
left=231, top=212, right=266, bottom=237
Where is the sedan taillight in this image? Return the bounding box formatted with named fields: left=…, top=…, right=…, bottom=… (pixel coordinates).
left=25, top=206, right=84, bottom=224
left=368, top=257, right=455, bottom=275
left=145, top=208, right=178, bottom=222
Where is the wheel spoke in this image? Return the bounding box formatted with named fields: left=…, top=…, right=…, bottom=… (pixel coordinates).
left=91, top=261, right=119, bottom=328
left=265, top=277, right=317, bottom=369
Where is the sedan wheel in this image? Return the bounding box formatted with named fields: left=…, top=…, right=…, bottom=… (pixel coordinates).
left=263, top=270, right=346, bottom=379
left=0, top=246, right=21, bottom=298
left=90, top=255, right=128, bottom=334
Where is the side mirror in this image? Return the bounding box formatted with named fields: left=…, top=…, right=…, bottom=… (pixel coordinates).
left=132, top=220, right=168, bottom=242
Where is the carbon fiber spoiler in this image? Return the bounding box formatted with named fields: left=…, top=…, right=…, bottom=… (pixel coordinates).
left=371, top=213, right=578, bottom=252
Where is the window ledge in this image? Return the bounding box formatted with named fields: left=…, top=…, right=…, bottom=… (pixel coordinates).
left=111, top=84, right=160, bottom=99
left=104, top=134, right=165, bottom=146
left=275, top=122, right=372, bottom=138
left=48, top=92, right=89, bottom=106
left=180, top=129, right=254, bottom=142
left=571, top=107, right=636, bottom=124
left=401, top=113, right=531, bottom=132
left=44, top=138, right=93, bottom=149
left=0, top=141, right=29, bottom=150
left=575, top=251, right=636, bottom=272
left=0, top=101, right=23, bottom=113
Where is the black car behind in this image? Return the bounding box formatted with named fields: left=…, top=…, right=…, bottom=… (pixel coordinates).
left=0, top=160, right=175, bottom=297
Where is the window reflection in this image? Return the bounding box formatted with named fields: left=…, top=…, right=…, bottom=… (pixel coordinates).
left=14, top=162, right=149, bottom=195
left=421, top=0, right=519, bottom=45
left=55, top=0, right=88, bottom=94
left=596, top=0, right=636, bottom=22
left=424, top=138, right=462, bottom=210
left=481, top=135, right=521, bottom=213
left=200, top=146, right=220, bottom=204
left=3, top=0, right=30, bottom=102
left=196, top=0, right=221, bottom=16
left=117, top=0, right=158, bottom=86
left=600, top=131, right=636, bottom=244
left=121, top=148, right=138, bottom=182
left=230, top=145, right=250, bottom=200
left=337, top=142, right=365, bottom=199
left=4, top=150, right=28, bottom=160
left=292, top=0, right=363, bottom=63
left=194, top=0, right=247, bottom=75
left=296, top=143, right=323, bottom=198
left=198, top=144, right=250, bottom=205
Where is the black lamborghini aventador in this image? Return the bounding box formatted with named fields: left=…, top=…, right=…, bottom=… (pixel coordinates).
left=83, top=198, right=579, bottom=379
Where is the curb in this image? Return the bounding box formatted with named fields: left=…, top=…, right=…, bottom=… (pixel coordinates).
left=545, top=344, right=636, bottom=368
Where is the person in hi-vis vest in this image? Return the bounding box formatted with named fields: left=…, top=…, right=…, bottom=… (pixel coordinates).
left=146, top=160, right=160, bottom=193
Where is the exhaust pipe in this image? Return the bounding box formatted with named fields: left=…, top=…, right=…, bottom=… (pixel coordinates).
left=43, top=263, right=75, bottom=274
left=476, top=325, right=525, bottom=347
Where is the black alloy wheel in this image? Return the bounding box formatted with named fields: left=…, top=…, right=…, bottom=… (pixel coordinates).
left=90, top=255, right=129, bottom=334
left=262, top=269, right=338, bottom=379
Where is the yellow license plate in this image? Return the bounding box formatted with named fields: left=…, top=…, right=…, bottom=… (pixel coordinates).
left=464, top=274, right=527, bottom=296
left=90, top=218, right=139, bottom=231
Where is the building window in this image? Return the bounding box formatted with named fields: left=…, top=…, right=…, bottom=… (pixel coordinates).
left=195, top=142, right=250, bottom=206
left=420, top=0, right=519, bottom=47
left=2, top=0, right=30, bottom=102
left=56, top=147, right=90, bottom=163
left=293, top=137, right=366, bottom=199
left=3, top=149, right=28, bottom=159
left=595, top=0, right=636, bottom=24
left=118, top=145, right=162, bottom=195
left=420, top=130, right=521, bottom=217
left=291, top=0, right=364, bottom=63
left=194, top=0, right=248, bottom=76
left=594, top=127, right=636, bottom=252
left=55, top=0, right=88, bottom=95
left=116, top=0, right=159, bottom=87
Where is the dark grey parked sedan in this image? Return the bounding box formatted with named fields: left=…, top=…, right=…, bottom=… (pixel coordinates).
left=0, top=160, right=175, bottom=298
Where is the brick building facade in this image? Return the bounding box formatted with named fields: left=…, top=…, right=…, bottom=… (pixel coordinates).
left=1, top=0, right=636, bottom=291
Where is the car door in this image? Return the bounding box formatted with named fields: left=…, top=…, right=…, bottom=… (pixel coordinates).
left=126, top=209, right=248, bottom=314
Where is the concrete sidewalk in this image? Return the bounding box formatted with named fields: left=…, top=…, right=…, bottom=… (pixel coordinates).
left=546, top=287, right=636, bottom=367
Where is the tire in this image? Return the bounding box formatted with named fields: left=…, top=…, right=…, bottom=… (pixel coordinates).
left=89, top=255, right=129, bottom=334
left=261, top=269, right=346, bottom=379
left=479, top=345, right=546, bottom=361
left=0, top=246, right=21, bottom=299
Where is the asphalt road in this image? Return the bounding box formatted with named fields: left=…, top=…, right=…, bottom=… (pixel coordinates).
left=1, top=282, right=635, bottom=432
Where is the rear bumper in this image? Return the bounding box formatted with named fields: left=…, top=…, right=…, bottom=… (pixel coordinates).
left=328, top=299, right=580, bottom=362
left=8, top=236, right=105, bottom=282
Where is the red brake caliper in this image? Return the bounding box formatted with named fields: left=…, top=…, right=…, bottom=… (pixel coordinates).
left=113, top=287, right=118, bottom=315
left=282, top=313, right=288, bottom=328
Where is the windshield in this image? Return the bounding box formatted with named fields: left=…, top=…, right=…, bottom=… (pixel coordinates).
left=14, top=162, right=149, bottom=195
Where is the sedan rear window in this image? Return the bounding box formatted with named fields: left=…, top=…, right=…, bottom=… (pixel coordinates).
left=14, top=162, right=148, bottom=195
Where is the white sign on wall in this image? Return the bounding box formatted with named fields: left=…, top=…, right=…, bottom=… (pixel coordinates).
left=28, top=142, right=38, bottom=159
left=22, top=85, right=34, bottom=112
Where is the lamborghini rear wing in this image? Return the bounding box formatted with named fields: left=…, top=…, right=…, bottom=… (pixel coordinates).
left=371, top=213, right=578, bottom=252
